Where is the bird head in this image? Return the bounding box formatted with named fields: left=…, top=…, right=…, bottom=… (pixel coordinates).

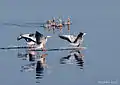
left=83, top=32, right=86, bottom=36
left=17, top=34, right=23, bottom=41
left=78, top=32, right=87, bottom=38
left=46, top=36, right=52, bottom=38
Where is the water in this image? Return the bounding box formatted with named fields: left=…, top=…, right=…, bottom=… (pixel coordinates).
left=0, top=0, right=120, bottom=85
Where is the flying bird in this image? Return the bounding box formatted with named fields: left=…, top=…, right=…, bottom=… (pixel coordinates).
left=59, top=32, right=86, bottom=47
left=17, top=33, right=36, bottom=46
left=17, top=31, right=51, bottom=51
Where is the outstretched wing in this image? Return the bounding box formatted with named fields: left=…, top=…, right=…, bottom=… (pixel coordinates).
left=73, top=32, right=86, bottom=43
left=60, top=55, right=71, bottom=64
left=59, top=35, right=72, bottom=43
left=35, top=31, right=43, bottom=38
left=73, top=32, right=82, bottom=43
left=35, top=31, right=44, bottom=44
left=25, top=37, right=36, bottom=42
left=17, top=34, right=36, bottom=42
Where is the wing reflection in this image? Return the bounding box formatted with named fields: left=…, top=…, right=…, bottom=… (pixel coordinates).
left=17, top=49, right=48, bottom=83
left=36, top=54, right=48, bottom=82
left=20, top=62, right=36, bottom=72
left=17, top=49, right=37, bottom=62
left=36, top=61, right=44, bottom=79
left=60, top=50, right=84, bottom=69
left=74, top=52, right=84, bottom=69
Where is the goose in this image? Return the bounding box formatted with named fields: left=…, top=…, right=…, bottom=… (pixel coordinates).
left=59, top=32, right=86, bottom=47
left=17, top=31, right=51, bottom=51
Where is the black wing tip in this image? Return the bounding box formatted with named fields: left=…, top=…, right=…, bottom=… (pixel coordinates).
left=58, top=34, right=62, bottom=38
left=79, top=32, right=86, bottom=36
left=36, top=31, right=40, bottom=34
left=59, top=35, right=65, bottom=39
left=17, top=36, right=22, bottom=41
left=59, top=35, right=62, bottom=37
left=35, top=31, right=43, bottom=36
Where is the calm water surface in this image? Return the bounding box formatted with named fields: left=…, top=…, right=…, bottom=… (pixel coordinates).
left=0, top=0, right=120, bottom=85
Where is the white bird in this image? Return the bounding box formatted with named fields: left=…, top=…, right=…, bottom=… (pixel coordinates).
left=59, top=32, right=86, bottom=47
left=17, top=31, right=52, bottom=51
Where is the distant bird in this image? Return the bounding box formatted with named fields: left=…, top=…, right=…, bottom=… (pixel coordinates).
left=59, top=32, right=86, bottom=47
left=17, top=31, right=52, bottom=50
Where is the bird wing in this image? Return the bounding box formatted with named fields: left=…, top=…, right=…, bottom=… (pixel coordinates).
left=73, top=32, right=85, bottom=43
left=73, top=33, right=80, bottom=43
left=69, top=35, right=77, bottom=42
left=35, top=31, right=44, bottom=44
left=29, top=33, right=35, bottom=37
left=22, top=34, right=36, bottom=42
left=35, top=31, right=43, bottom=38
left=74, top=53, right=81, bottom=61
left=59, top=35, right=75, bottom=43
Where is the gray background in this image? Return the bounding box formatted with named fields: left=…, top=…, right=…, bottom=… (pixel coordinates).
left=0, top=0, right=120, bottom=85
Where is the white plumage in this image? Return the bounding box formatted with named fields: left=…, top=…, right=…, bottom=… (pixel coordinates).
left=17, top=31, right=51, bottom=50
left=59, top=32, right=86, bottom=47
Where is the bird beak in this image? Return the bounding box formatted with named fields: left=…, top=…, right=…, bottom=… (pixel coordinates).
left=83, top=33, right=87, bottom=36
left=17, top=36, right=22, bottom=41
left=47, top=36, right=52, bottom=38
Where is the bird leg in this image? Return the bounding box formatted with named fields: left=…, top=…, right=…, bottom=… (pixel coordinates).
left=41, top=54, right=48, bottom=68
left=42, top=44, right=46, bottom=52
left=79, top=53, right=84, bottom=59
left=43, top=63, right=48, bottom=68
left=67, top=24, right=70, bottom=32
left=78, top=51, right=84, bottom=59
left=59, top=27, right=62, bottom=33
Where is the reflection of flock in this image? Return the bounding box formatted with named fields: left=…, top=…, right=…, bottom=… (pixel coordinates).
left=15, top=16, right=87, bottom=83
left=17, top=49, right=84, bottom=83
left=18, top=50, right=48, bottom=81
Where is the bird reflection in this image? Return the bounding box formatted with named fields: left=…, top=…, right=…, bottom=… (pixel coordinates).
left=74, top=53, right=84, bottom=69
left=18, top=49, right=48, bottom=83
left=20, top=62, right=36, bottom=72
left=60, top=50, right=84, bottom=69
left=36, top=54, right=48, bottom=83
left=17, top=49, right=37, bottom=62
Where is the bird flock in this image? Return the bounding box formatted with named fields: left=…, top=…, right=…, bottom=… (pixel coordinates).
left=17, top=17, right=87, bottom=52
left=3, top=16, right=87, bottom=83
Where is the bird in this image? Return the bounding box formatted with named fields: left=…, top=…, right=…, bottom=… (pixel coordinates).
left=59, top=32, right=86, bottom=47
left=17, top=31, right=52, bottom=51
